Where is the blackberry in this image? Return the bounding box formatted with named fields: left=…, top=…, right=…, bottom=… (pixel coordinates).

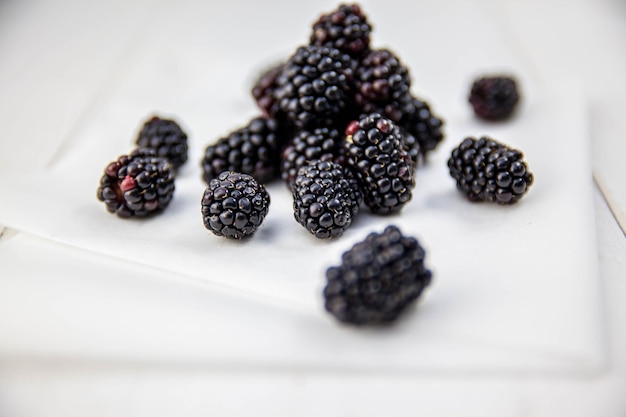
left=275, top=45, right=354, bottom=128
left=344, top=113, right=415, bottom=214
left=447, top=136, right=534, bottom=204
left=310, top=4, right=372, bottom=59
left=354, top=49, right=411, bottom=123
left=97, top=148, right=175, bottom=218
left=469, top=76, right=520, bottom=120
left=201, top=117, right=285, bottom=184
left=135, top=116, right=188, bottom=169
left=280, top=123, right=342, bottom=188
left=201, top=171, right=270, bottom=239
left=251, top=62, right=285, bottom=119
left=324, top=225, right=432, bottom=325
left=292, top=160, right=362, bottom=239
left=398, top=96, right=445, bottom=160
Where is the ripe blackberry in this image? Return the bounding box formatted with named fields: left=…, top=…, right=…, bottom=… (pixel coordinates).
left=275, top=45, right=354, bottom=128
left=201, top=171, right=270, bottom=239
left=135, top=116, right=188, bottom=169
left=280, top=123, right=342, bottom=188
left=354, top=49, right=411, bottom=123
left=324, top=225, right=432, bottom=325
left=310, top=4, right=372, bottom=59
left=343, top=113, right=415, bottom=214
left=398, top=96, right=445, bottom=160
left=201, top=117, right=286, bottom=184
left=97, top=148, right=175, bottom=218
left=469, top=76, right=520, bottom=120
left=251, top=62, right=285, bottom=119
left=447, top=136, right=534, bottom=204
left=292, top=160, right=362, bottom=239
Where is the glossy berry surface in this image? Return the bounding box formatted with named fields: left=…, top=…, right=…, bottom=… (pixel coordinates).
left=201, top=171, right=270, bottom=239
left=310, top=3, right=372, bottom=59
left=202, top=117, right=286, bottom=184
left=275, top=45, right=355, bottom=128
left=292, top=160, right=362, bottom=239
left=280, top=123, right=343, bottom=188
left=343, top=113, right=415, bottom=214
left=447, top=136, right=534, bottom=204
left=97, top=148, right=175, bottom=218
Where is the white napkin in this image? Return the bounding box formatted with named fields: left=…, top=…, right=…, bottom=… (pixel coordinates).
left=0, top=0, right=604, bottom=373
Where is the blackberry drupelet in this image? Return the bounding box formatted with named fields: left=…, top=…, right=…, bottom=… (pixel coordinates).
left=447, top=136, right=534, bottom=204
left=310, top=3, right=372, bottom=59
left=292, top=160, right=362, bottom=239
left=135, top=116, right=188, bottom=169
left=275, top=45, right=355, bottom=128
left=201, top=171, right=270, bottom=239
left=343, top=113, right=415, bottom=214
left=201, top=117, right=286, bottom=184
left=252, top=62, right=285, bottom=119
left=398, top=96, right=445, bottom=160
left=354, top=48, right=411, bottom=122
left=280, top=123, right=342, bottom=188
left=324, top=225, right=432, bottom=325
left=97, top=148, right=175, bottom=218
left=469, top=76, right=520, bottom=120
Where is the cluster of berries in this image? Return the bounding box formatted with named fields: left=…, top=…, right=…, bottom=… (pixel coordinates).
left=96, top=117, right=186, bottom=218
left=201, top=3, right=445, bottom=242
left=96, top=4, right=532, bottom=327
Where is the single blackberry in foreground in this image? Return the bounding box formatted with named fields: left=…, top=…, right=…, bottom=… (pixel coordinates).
left=344, top=113, right=415, bottom=214
left=324, top=225, right=432, bottom=325
left=97, top=148, right=175, bottom=218
left=293, top=160, right=362, bottom=239
left=202, top=117, right=286, bottom=184
left=252, top=62, right=285, bottom=119
left=201, top=171, right=270, bottom=239
left=469, top=76, right=520, bottom=120
left=280, top=123, right=342, bottom=188
left=275, top=45, right=355, bottom=128
left=398, top=96, right=445, bottom=160
left=354, top=48, right=411, bottom=122
left=448, top=136, right=534, bottom=204
left=310, top=3, right=372, bottom=59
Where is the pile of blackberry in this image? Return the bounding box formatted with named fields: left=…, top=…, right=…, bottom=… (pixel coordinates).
left=95, top=4, right=540, bottom=328
left=97, top=115, right=187, bottom=218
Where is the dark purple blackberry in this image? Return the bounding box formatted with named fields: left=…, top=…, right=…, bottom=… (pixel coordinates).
left=97, top=148, right=175, bottom=218
left=275, top=45, right=355, bottom=128
left=310, top=4, right=372, bottom=59
left=448, top=136, right=534, bottom=204
left=398, top=96, right=445, bottom=160
left=469, top=76, right=520, bottom=120
left=354, top=49, right=411, bottom=123
left=201, top=171, right=270, bottom=239
left=324, top=225, right=432, bottom=325
left=252, top=62, right=285, bottom=119
left=202, top=117, right=286, bottom=184
left=280, top=123, right=342, bottom=188
left=292, top=160, right=362, bottom=239
left=135, top=116, right=188, bottom=169
left=343, top=114, right=415, bottom=214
